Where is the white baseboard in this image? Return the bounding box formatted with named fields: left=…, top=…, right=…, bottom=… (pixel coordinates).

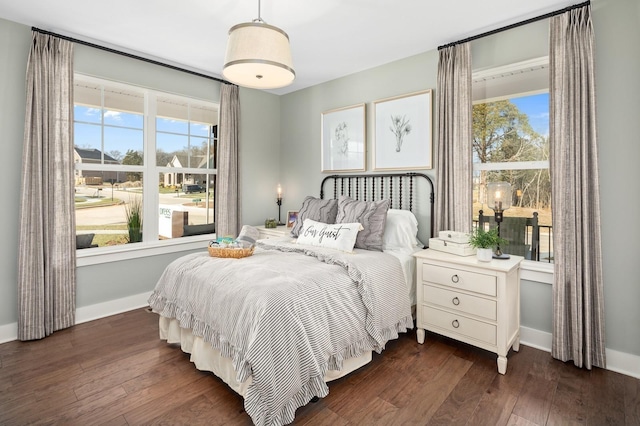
left=75, top=292, right=152, bottom=324
left=0, top=291, right=152, bottom=344
left=0, top=322, right=18, bottom=344
left=605, top=347, right=640, bottom=379
left=520, top=325, right=553, bottom=352
left=520, top=326, right=640, bottom=379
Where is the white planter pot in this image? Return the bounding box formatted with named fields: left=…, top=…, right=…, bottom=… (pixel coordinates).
left=477, top=248, right=493, bottom=262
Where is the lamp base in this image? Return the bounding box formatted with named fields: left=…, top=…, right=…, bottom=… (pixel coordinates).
left=493, top=252, right=511, bottom=259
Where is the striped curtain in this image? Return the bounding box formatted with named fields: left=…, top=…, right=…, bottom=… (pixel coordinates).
left=18, top=32, right=76, bottom=340
left=434, top=43, right=473, bottom=234
left=549, top=4, right=606, bottom=369
left=215, top=83, right=241, bottom=238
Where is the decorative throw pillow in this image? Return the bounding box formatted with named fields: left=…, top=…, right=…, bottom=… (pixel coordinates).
left=336, top=196, right=390, bottom=251
left=236, top=225, right=260, bottom=247
left=290, top=196, right=339, bottom=237
left=383, top=209, right=420, bottom=252
left=296, top=219, right=363, bottom=253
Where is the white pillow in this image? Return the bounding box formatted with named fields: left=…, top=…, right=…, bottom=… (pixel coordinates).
left=296, top=218, right=363, bottom=253
left=382, top=209, right=420, bottom=251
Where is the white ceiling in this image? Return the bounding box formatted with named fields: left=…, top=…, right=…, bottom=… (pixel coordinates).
left=0, top=0, right=576, bottom=95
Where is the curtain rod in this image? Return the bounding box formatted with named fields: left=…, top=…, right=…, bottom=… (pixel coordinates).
left=31, top=27, right=232, bottom=85
left=437, top=1, right=590, bottom=50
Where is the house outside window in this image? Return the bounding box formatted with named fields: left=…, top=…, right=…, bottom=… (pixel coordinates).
left=73, top=75, right=218, bottom=249
left=472, top=58, right=553, bottom=263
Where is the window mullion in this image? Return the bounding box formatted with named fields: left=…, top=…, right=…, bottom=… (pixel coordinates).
left=143, top=91, right=159, bottom=242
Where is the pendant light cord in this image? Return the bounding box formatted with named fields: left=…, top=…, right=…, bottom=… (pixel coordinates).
left=254, top=0, right=265, bottom=23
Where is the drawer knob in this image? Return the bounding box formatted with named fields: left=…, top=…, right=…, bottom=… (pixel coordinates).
left=452, top=319, right=460, bottom=328
left=451, top=274, right=460, bottom=283
left=452, top=297, right=460, bottom=306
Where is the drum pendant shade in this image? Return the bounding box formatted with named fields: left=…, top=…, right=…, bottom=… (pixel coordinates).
left=223, top=20, right=295, bottom=89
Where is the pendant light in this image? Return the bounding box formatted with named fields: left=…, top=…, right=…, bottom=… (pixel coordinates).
left=222, top=0, right=295, bottom=89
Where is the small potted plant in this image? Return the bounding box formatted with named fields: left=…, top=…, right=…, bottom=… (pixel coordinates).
left=468, top=227, right=507, bottom=262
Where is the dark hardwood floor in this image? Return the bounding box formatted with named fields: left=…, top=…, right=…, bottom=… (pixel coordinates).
left=1, top=308, right=638, bottom=425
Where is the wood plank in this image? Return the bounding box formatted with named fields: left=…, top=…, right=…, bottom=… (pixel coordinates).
left=511, top=372, right=557, bottom=425
left=546, top=363, right=589, bottom=425
left=300, top=407, right=350, bottom=426
left=122, top=375, right=223, bottom=425
left=67, top=359, right=223, bottom=425
left=25, top=385, right=128, bottom=425
left=467, top=345, right=539, bottom=425
left=72, top=345, right=182, bottom=400
left=386, top=353, right=472, bottom=425
left=624, top=373, right=640, bottom=426
left=428, top=354, right=498, bottom=425
left=586, top=366, right=626, bottom=425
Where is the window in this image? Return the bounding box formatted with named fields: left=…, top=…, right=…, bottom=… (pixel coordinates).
left=472, top=58, right=553, bottom=262
left=74, top=75, right=218, bottom=249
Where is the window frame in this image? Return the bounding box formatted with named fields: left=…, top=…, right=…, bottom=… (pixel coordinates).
left=471, top=58, right=553, bottom=271
left=73, top=74, right=218, bottom=265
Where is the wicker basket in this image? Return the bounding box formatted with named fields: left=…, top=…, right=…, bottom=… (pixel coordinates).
left=208, top=246, right=255, bottom=259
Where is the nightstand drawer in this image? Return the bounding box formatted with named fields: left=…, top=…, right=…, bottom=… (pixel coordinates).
left=422, top=306, right=496, bottom=346
left=423, top=284, right=497, bottom=321
left=256, top=226, right=289, bottom=239
left=422, top=263, right=496, bottom=296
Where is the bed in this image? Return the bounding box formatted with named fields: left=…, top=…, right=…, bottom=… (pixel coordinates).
left=148, top=172, right=434, bottom=426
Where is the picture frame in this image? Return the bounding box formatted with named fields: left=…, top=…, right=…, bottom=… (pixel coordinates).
left=321, top=103, right=366, bottom=172
left=286, top=210, right=299, bottom=228
left=373, top=89, right=432, bottom=170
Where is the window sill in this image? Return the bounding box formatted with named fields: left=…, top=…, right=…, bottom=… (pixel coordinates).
left=76, top=234, right=215, bottom=267
left=520, top=259, right=553, bottom=284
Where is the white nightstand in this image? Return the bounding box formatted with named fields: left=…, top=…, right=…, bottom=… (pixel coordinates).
left=255, top=226, right=290, bottom=239
left=413, top=249, right=523, bottom=375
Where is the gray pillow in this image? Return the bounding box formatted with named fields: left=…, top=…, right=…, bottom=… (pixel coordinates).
left=236, top=225, right=260, bottom=246
left=336, top=196, right=390, bottom=251
left=290, top=196, right=338, bottom=237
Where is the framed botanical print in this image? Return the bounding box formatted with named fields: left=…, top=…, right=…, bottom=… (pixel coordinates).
left=373, top=89, right=432, bottom=170
left=321, top=103, right=366, bottom=172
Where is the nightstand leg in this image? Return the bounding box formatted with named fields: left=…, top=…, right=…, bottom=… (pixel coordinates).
left=513, top=335, right=520, bottom=352
left=416, top=328, right=425, bottom=344
left=497, top=356, right=507, bottom=375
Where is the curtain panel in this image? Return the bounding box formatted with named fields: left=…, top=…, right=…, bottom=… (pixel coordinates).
left=215, top=84, right=241, bottom=238
left=18, top=32, right=76, bottom=340
left=549, top=4, right=606, bottom=369
left=434, top=43, right=473, bottom=234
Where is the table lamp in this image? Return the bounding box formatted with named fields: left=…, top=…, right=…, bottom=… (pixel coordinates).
left=487, top=181, right=512, bottom=259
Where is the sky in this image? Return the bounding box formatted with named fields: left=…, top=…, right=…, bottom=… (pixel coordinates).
left=510, top=92, right=549, bottom=136
left=74, top=106, right=211, bottom=161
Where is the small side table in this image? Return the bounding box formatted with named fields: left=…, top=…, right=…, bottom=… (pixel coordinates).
left=413, top=249, right=523, bottom=374
left=255, top=226, right=290, bottom=240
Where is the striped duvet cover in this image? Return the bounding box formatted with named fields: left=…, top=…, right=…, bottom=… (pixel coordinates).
left=148, top=238, right=413, bottom=425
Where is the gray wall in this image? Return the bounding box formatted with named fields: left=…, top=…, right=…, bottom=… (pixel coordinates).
left=2, top=0, right=638, bottom=359
left=0, top=19, right=30, bottom=326
left=278, top=0, right=640, bottom=357
left=0, top=17, right=281, bottom=326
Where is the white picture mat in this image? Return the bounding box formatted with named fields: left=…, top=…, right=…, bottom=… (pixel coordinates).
left=373, top=90, right=432, bottom=170
left=321, top=103, right=366, bottom=172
